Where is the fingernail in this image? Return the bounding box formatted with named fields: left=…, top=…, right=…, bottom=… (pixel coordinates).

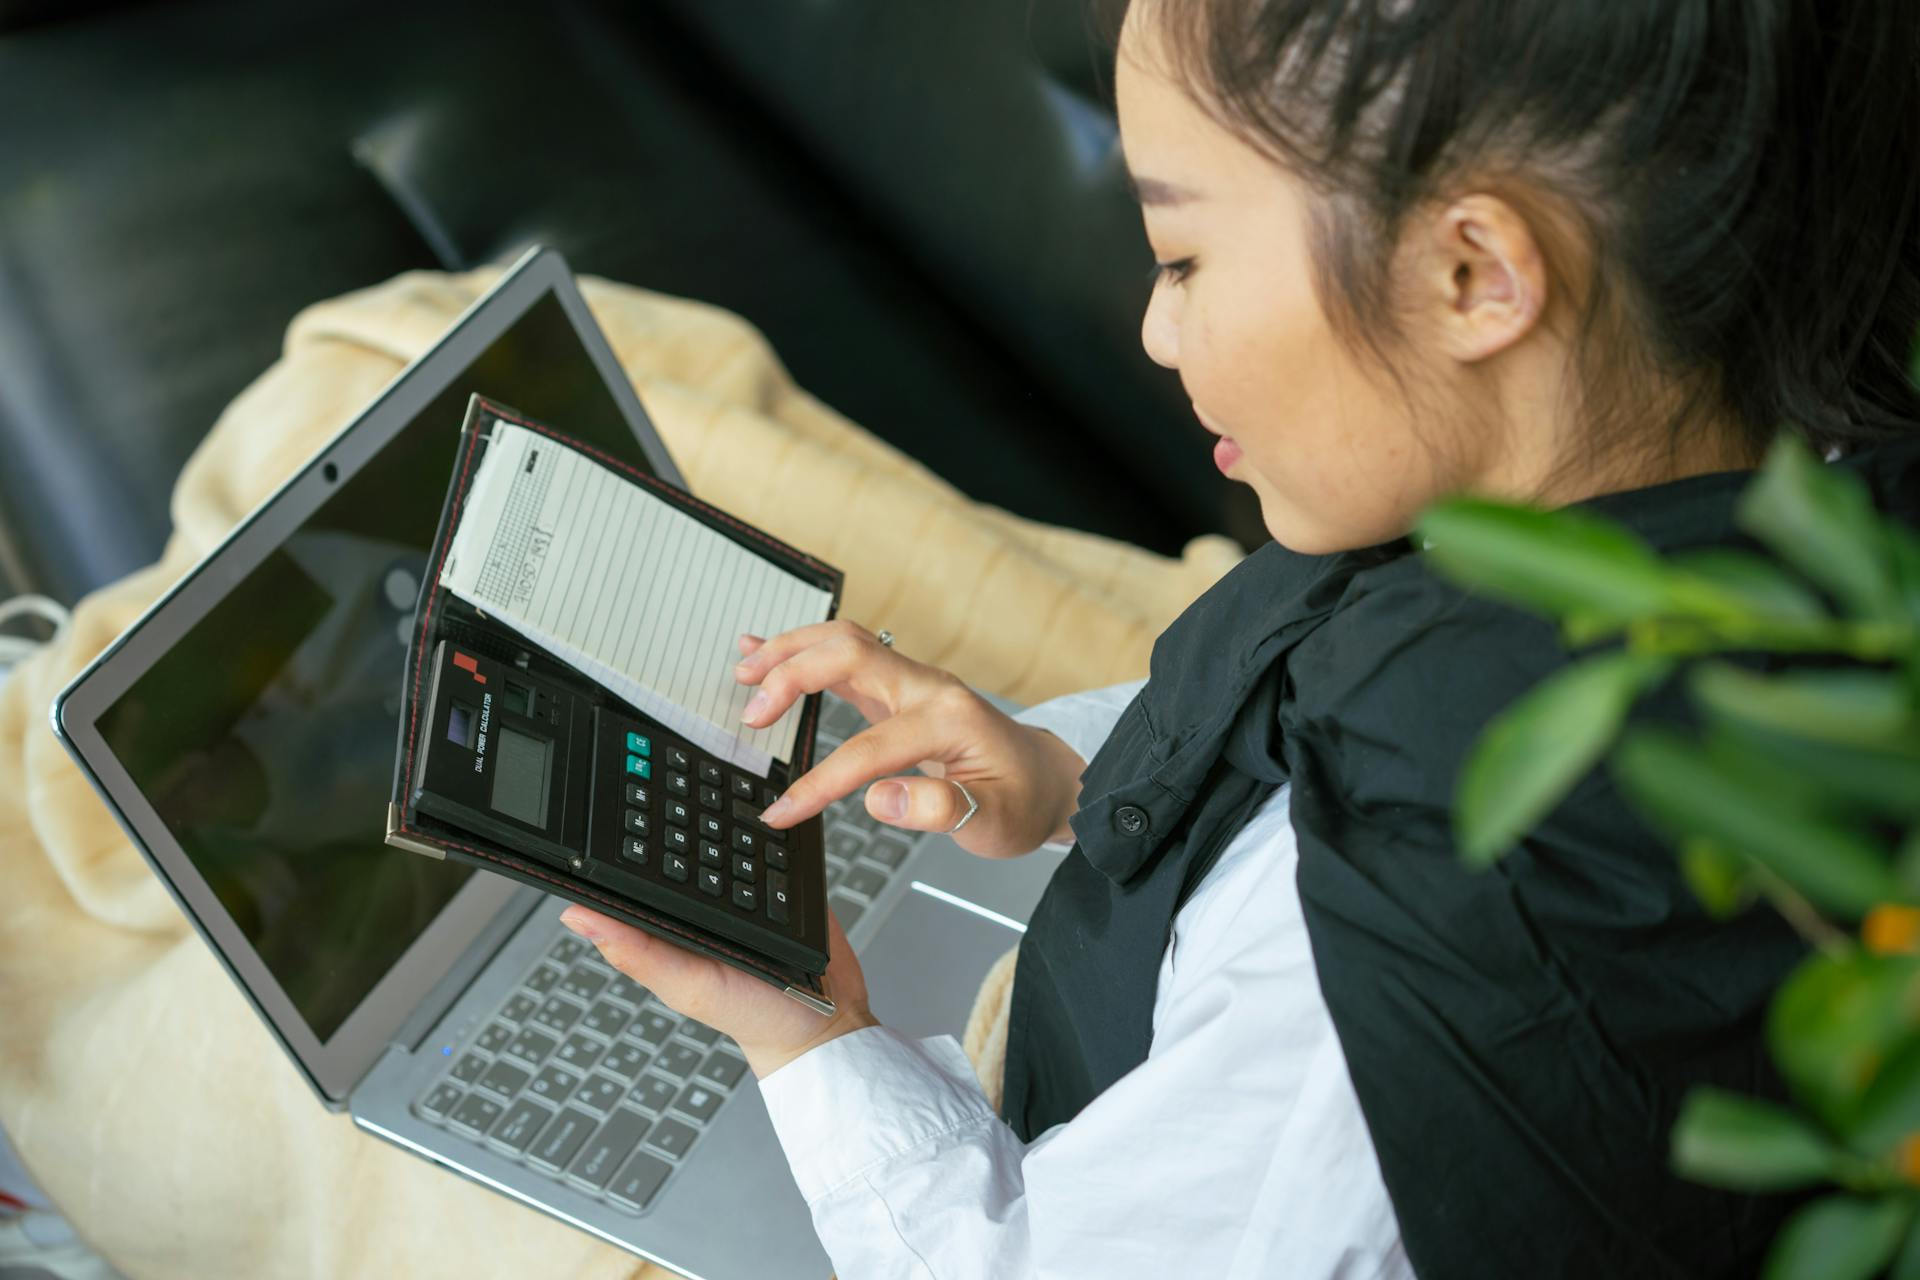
left=873, top=781, right=907, bottom=820
left=733, top=661, right=755, bottom=682
left=558, top=909, right=601, bottom=943
left=737, top=632, right=763, bottom=654
left=760, top=795, right=795, bottom=826
left=741, top=691, right=771, bottom=724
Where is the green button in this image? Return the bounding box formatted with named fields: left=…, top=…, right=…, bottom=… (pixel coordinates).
left=626, top=732, right=651, bottom=757
left=626, top=755, right=652, bottom=779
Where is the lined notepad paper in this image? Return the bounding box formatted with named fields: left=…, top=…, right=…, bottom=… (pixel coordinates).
left=439, top=423, right=833, bottom=775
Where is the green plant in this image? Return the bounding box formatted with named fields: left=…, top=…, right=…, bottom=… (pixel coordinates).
left=1414, top=432, right=1920, bottom=1280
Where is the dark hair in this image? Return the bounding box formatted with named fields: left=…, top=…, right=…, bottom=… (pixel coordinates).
left=1109, top=0, right=1920, bottom=472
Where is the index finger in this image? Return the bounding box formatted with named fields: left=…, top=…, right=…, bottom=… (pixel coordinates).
left=760, top=709, right=948, bottom=829
left=734, top=619, right=880, bottom=682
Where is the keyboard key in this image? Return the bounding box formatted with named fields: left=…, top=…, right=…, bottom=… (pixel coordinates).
left=507, top=1026, right=558, bottom=1064
left=826, top=829, right=866, bottom=861
left=697, top=866, right=723, bottom=897
left=767, top=870, right=791, bottom=925
left=729, top=773, right=756, bottom=801
left=548, top=936, right=586, bottom=965
left=698, top=760, right=723, bottom=787
left=489, top=1097, right=553, bottom=1155
left=555, top=1033, right=605, bottom=1073
left=625, top=781, right=650, bottom=807
left=582, top=1000, right=633, bottom=1040
left=528, top=1064, right=582, bottom=1106
left=645, top=1116, right=700, bottom=1161
left=763, top=785, right=782, bottom=809
left=865, top=834, right=913, bottom=868
left=532, top=996, right=583, bottom=1036
left=671, top=1082, right=723, bottom=1124
left=620, top=837, right=648, bottom=866
left=698, top=784, right=724, bottom=811
left=450, top=1052, right=488, bottom=1085
left=663, top=850, right=691, bottom=882
left=696, top=1051, right=748, bottom=1090
left=698, top=840, right=724, bottom=868
left=665, top=799, right=692, bottom=827
left=842, top=866, right=887, bottom=900
left=527, top=1107, right=599, bottom=1173
left=623, top=809, right=650, bottom=837
left=608, top=975, right=647, bottom=1007
left=698, top=813, right=723, bottom=841
left=416, top=1081, right=464, bottom=1122
left=448, top=1092, right=504, bottom=1139
left=679, top=1021, right=721, bottom=1048
left=732, top=798, right=769, bottom=827
left=668, top=747, right=691, bottom=772
left=630, top=1075, right=678, bottom=1113
left=666, top=771, right=691, bottom=798
left=731, top=854, right=758, bottom=882
left=729, top=828, right=759, bottom=855
left=500, top=992, right=537, bottom=1024
left=731, top=882, right=759, bottom=912
left=626, top=732, right=651, bottom=757
left=625, top=755, right=652, bottom=779
left=560, top=967, right=610, bottom=1004
left=630, top=1009, right=676, bottom=1047
left=523, top=964, right=563, bottom=995
left=477, top=1059, right=530, bottom=1098
left=569, top=1108, right=652, bottom=1191
left=764, top=843, right=787, bottom=871
left=600, top=1041, right=651, bottom=1082
left=607, top=1151, right=673, bottom=1212
left=829, top=892, right=866, bottom=930
left=474, top=1022, right=515, bottom=1055
left=655, top=1041, right=703, bottom=1079
left=664, top=827, right=691, bottom=855
left=574, top=1073, right=628, bottom=1114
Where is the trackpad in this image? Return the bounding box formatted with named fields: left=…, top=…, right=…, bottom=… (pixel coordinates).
left=859, top=887, right=1021, bottom=1042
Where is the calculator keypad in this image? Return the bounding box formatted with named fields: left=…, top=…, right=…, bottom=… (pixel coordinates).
left=593, top=710, right=804, bottom=940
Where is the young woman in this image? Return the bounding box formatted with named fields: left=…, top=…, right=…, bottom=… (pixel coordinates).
left=560, top=2, right=1920, bottom=1274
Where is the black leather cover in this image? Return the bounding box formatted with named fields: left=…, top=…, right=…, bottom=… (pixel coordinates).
left=388, top=395, right=838, bottom=1009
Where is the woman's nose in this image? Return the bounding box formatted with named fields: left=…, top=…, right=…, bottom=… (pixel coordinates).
left=1140, top=285, right=1180, bottom=370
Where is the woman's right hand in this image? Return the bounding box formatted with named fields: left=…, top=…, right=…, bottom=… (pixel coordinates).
left=737, top=621, right=1087, bottom=858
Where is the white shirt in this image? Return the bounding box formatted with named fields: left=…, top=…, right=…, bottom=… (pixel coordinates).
left=759, top=682, right=1411, bottom=1279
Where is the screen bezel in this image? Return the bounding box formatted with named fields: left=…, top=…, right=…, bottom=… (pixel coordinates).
left=49, top=246, right=686, bottom=1106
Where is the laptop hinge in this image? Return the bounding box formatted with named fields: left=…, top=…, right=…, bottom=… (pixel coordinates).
left=387, top=887, right=543, bottom=1055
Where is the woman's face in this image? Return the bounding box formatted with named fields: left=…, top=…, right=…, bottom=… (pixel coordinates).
left=1115, top=12, right=1499, bottom=553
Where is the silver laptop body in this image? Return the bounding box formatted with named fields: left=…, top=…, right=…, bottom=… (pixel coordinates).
left=51, top=246, right=1065, bottom=1280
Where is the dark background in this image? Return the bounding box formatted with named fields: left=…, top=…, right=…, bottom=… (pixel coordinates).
left=0, top=0, right=1263, bottom=612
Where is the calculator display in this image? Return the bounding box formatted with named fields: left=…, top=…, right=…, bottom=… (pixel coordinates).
left=490, top=726, right=553, bottom=826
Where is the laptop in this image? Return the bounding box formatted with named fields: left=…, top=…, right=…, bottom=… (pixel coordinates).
left=50, top=246, right=1068, bottom=1279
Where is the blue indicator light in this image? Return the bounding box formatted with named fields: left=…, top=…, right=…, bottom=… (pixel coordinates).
left=441, top=1045, right=453, bottom=1056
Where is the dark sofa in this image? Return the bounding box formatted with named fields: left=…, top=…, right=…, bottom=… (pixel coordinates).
left=0, top=0, right=1256, bottom=610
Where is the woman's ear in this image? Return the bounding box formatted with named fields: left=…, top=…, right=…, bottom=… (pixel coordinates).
left=1415, top=193, right=1548, bottom=363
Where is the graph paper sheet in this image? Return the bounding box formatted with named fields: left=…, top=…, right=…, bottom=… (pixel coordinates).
left=438, top=423, right=832, bottom=775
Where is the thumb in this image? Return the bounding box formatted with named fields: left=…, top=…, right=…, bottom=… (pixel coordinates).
left=560, top=906, right=717, bottom=1002
left=864, top=776, right=974, bottom=835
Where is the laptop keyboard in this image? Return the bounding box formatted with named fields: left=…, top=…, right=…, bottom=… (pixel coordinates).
left=411, top=694, right=918, bottom=1212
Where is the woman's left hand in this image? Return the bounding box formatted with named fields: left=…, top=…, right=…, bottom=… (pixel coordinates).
left=557, top=904, right=877, bottom=1079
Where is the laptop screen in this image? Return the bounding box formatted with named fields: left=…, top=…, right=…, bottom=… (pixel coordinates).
left=94, top=289, right=659, bottom=1043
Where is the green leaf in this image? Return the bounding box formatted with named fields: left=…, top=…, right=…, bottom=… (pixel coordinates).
left=1690, top=662, right=1920, bottom=752
left=1612, top=727, right=1900, bottom=918
left=1671, top=1088, right=1840, bottom=1190
left=1892, top=1215, right=1920, bottom=1280
left=1416, top=499, right=1682, bottom=622
left=1679, top=837, right=1758, bottom=918
left=1771, top=952, right=1920, bottom=1137
left=1889, top=522, right=1920, bottom=629
left=1901, top=828, right=1920, bottom=899
left=1670, top=548, right=1831, bottom=625
left=1853, top=1034, right=1920, bottom=1159
left=1737, top=435, right=1903, bottom=624
left=1707, top=723, right=1920, bottom=823
left=1454, top=651, right=1672, bottom=866
left=1762, top=1193, right=1913, bottom=1280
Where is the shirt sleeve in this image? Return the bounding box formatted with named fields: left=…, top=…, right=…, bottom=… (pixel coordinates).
left=756, top=784, right=1410, bottom=1280
left=1009, top=680, right=1145, bottom=852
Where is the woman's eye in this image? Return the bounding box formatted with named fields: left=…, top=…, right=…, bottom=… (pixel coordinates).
left=1148, top=257, right=1195, bottom=287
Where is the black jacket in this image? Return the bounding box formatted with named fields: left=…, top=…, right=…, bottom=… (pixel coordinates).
left=1001, top=438, right=1920, bottom=1278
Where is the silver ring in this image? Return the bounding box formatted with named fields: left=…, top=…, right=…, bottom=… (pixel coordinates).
left=947, top=779, right=979, bottom=834
left=876, top=629, right=895, bottom=648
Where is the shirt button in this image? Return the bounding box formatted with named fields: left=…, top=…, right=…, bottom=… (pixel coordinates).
left=1114, top=805, right=1148, bottom=836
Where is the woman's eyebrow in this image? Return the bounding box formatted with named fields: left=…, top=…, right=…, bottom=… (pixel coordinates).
left=1123, top=169, right=1200, bottom=207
